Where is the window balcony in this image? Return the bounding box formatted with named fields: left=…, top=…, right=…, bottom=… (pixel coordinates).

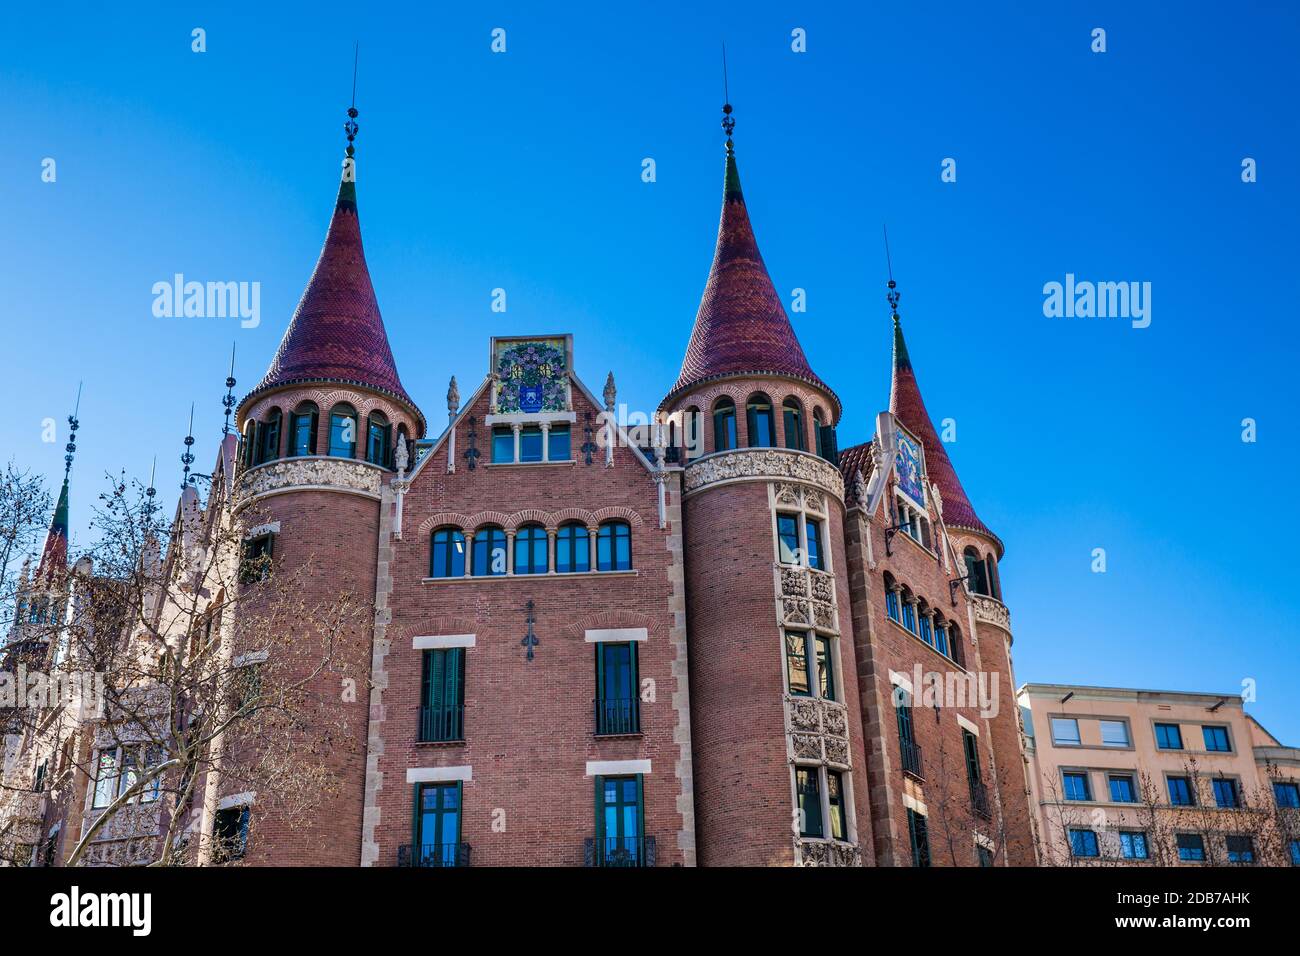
left=418, top=703, right=465, bottom=743
left=594, top=697, right=641, bottom=736
left=900, top=740, right=924, bottom=781
left=397, top=842, right=472, bottom=867
left=583, top=835, right=656, bottom=868
left=970, top=781, right=992, bottom=819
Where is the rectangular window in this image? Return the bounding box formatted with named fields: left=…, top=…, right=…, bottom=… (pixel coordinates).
left=1108, top=774, right=1137, bottom=803
left=492, top=426, right=514, bottom=463
left=885, top=589, right=900, bottom=623
left=414, top=782, right=463, bottom=867
left=595, top=642, right=639, bottom=735
left=92, top=751, right=118, bottom=809
left=1290, top=840, right=1300, bottom=866
left=796, top=767, right=823, bottom=838
left=1069, top=828, right=1099, bottom=858
left=897, top=693, right=921, bottom=778
left=1274, top=781, right=1300, bottom=808
left=547, top=424, right=571, bottom=461
left=1213, top=778, right=1240, bottom=808
left=1202, top=725, right=1231, bottom=752
left=519, top=426, right=543, bottom=463
left=1099, top=719, right=1130, bottom=748
left=815, top=636, right=835, bottom=701
left=1062, top=771, right=1091, bottom=802
left=776, top=513, right=800, bottom=564
left=1168, top=776, right=1195, bottom=807
left=962, top=729, right=982, bottom=789
left=977, top=844, right=993, bottom=867
left=1176, top=833, right=1205, bottom=862
left=1120, top=831, right=1149, bottom=860
left=784, top=631, right=811, bottom=697
left=595, top=775, right=644, bottom=867
left=1155, top=722, right=1183, bottom=750
left=1225, top=835, right=1254, bottom=863
left=805, top=519, right=823, bottom=571
left=420, top=648, right=465, bottom=742
left=213, top=805, right=251, bottom=863
left=907, top=808, right=930, bottom=867
left=1051, top=717, right=1081, bottom=746
left=826, top=770, right=847, bottom=841
left=239, top=534, right=274, bottom=584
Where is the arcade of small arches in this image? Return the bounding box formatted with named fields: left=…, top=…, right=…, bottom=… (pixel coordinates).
left=240, top=397, right=414, bottom=472
left=883, top=571, right=965, bottom=667
left=668, top=384, right=839, bottom=463
left=426, top=519, right=635, bottom=579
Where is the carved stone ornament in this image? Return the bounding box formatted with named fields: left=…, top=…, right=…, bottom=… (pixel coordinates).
left=788, top=697, right=820, bottom=732
left=783, top=598, right=810, bottom=625
left=684, top=449, right=845, bottom=501
left=781, top=567, right=808, bottom=598
left=970, top=593, right=1012, bottom=632
left=237, top=458, right=382, bottom=506
left=791, top=733, right=821, bottom=760
left=796, top=839, right=862, bottom=867
left=775, top=482, right=800, bottom=505
left=822, top=703, right=848, bottom=738
left=809, top=571, right=834, bottom=604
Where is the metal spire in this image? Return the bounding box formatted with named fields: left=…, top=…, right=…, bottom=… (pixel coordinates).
left=721, top=43, right=735, bottom=152
left=883, top=225, right=900, bottom=320
left=64, top=381, right=82, bottom=480
left=145, top=457, right=158, bottom=518
left=222, top=343, right=237, bottom=436
left=180, top=403, right=196, bottom=491
left=345, top=42, right=360, bottom=159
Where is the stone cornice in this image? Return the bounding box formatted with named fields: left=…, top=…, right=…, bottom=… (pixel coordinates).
left=683, top=448, right=845, bottom=502
left=234, top=457, right=384, bottom=509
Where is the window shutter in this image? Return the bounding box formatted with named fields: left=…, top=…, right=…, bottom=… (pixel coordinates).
left=593, top=774, right=605, bottom=845
left=384, top=424, right=394, bottom=469
left=420, top=650, right=433, bottom=710
left=818, top=425, right=838, bottom=465
left=309, top=410, right=319, bottom=454
left=410, top=783, right=422, bottom=852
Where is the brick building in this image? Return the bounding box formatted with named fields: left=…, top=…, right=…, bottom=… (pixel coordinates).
left=1, top=101, right=1035, bottom=867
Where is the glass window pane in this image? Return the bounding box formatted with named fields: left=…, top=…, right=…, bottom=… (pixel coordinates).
left=1051, top=718, right=1081, bottom=746
left=1099, top=720, right=1130, bottom=747
left=777, top=514, right=799, bottom=564
left=492, top=427, right=514, bottom=463
left=785, top=632, right=810, bottom=696
left=548, top=425, right=570, bottom=461
left=815, top=636, right=834, bottom=701
left=805, top=520, right=823, bottom=570
left=520, top=427, right=543, bottom=462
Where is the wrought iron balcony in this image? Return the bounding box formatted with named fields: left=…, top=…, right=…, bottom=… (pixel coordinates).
left=418, top=703, right=465, bottom=743
left=397, top=842, right=472, bottom=867
left=970, top=781, right=991, bottom=819
left=900, top=740, right=924, bottom=780
left=584, top=835, right=656, bottom=868
left=594, top=696, right=640, bottom=736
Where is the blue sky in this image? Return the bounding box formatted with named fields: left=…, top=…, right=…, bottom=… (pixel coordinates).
left=4, top=2, right=1297, bottom=741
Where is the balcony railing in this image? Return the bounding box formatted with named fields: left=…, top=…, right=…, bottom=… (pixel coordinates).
left=594, top=696, right=640, bottom=736
left=970, top=781, right=991, bottom=819
left=418, top=703, right=465, bottom=743
left=397, top=842, right=472, bottom=867
left=584, top=835, right=656, bottom=868
left=900, top=740, right=924, bottom=780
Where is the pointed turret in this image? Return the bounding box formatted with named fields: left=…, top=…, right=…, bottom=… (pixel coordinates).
left=889, top=313, right=999, bottom=549
left=34, top=478, right=70, bottom=581
left=663, top=106, right=837, bottom=415
left=240, top=105, right=423, bottom=431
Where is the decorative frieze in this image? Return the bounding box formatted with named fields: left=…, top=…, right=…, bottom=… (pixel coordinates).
left=783, top=697, right=852, bottom=769
left=796, top=838, right=862, bottom=867
left=970, top=593, right=1012, bottom=634
left=236, top=457, right=383, bottom=507
left=781, top=567, right=808, bottom=598
left=684, top=449, right=845, bottom=501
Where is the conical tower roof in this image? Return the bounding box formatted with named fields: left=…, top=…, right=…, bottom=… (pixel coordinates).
left=34, top=478, right=70, bottom=581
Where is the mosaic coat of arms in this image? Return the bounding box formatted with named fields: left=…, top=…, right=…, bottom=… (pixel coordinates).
left=495, top=339, right=568, bottom=413
left=895, top=429, right=926, bottom=506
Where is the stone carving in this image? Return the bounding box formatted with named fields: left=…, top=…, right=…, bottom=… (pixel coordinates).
left=822, top=704, right=847, bottom=738
left=783, top=599, right=810, bottom=625
left=781, top=567, right=808, bottom=598
left=684, top=449, right=845, bottom=501
left=796, top=839, right=862, bottom=867
left=237, top=458, right=382, bottom=505
left=809, top=572, right=834, bottom=604
left=970, top=593, right=1012, bottom=633
left=791, top=733, right=821, bottom=760
left=803, top=489, right=825, bottom=514
left=824, top=736, right=850, bottom=766
left=813, top=603, right=836, bottom=629
left=775, top=482, right=800, bottom=505
left=788, top=697, right=819, bottom=732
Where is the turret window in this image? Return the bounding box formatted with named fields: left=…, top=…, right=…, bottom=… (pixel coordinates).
left=430, top=528, right=466, bottom=578
left=813, top=408, right=825, bottom=457
left=784, top=630, right=836, bottom=701
left=513, top=524, right=548, bottom=575
left=746, top=392, right=775, bottom=447
left=366, top=411, right=392, bottom=467
left=329, top=404, right=358, bottom=458
left=289, top=403, right=318, bottom=456
left=712, top=398, right=737, bottom=452
left=256, top=409, right=282, bottom=465
left=782, top=398, right=806, bottom=451
left=964, top=547, right=992, bottom=596
left=805, top=519, right=824, bottom=571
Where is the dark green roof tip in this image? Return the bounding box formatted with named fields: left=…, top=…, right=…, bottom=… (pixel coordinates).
left=337, top=166, right=357, bottom=211
left=724, top=149, right=743, bottom=201
left=892, top=314, right=912, bottom=371
left=52, top=478, right=69, bottom=535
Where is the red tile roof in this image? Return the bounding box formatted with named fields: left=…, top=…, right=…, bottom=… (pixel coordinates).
left=35, top=478, right=69, bottom=582
left=663, top=149, right=838, bottom=415
left=241, top=172, right=423, bottom=431
left=837, top=440, right=876, bottom=508
left=889, top=317, right=999, bottom=550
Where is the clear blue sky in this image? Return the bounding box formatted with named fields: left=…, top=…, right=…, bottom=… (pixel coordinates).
left=4, top=3, right=1297, bottom=741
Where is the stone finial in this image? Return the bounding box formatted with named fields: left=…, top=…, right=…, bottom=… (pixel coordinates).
left=394, top=435, right=409, bottom=474
left=853, top=468, right=867, bottom=505
left=603, top=372, right=617, bottom=413
left=447, top=375, right=460, bottom=418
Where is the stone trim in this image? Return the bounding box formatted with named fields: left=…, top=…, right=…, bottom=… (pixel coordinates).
left=585, top=759, right=651, bottom=776
left=584, top=627, right=648, bottom=643
left=235, top=457, right=383, bottom=510
left=683, top=448, right=845, bottom=502
left=406, top=765, right=472, bottom=784
left=957, top=714, right=980, bottom=736
left=360, top=482, right=397, bottom=867
left=412, top=634, right=476, bottom=649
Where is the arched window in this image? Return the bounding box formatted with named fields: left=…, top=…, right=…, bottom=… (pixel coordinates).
left=289, top=402, right=319, bottom=457
left=241, top=418, right=258, bottom=469
left=964, top=547, right=990, bottom=595
left=900, top=588, right=917, bottom=633
left=986, top=553, right=1001, bottom=601
left=366, top=411, right=392, bottom=467
left=746, top=392, right=775, bottom=448
left=948, top=624, right=964, bottom=666
left=513, top=524, right=548, bottom=575
left=683, top=406, right=703, bottom=460
left=934, top=617, right=950, bottom=657
left=597, top=520, right=632, bottom=571
left=782, top=398, right=805, bottom=451
left=556, top=522, right=590, bottom=573
left=918, top=602, right=933, bottom=646
left=884, top=573, right=901, bottom=623
left=472, top=525, right=507, bottom=577
left=430, top=527, right=466, bottom=578
left=712, top=398, right=737, bottom=452
left=329, top=404, right=358, bottom=458
left=255, top=409, right=282, bottom=465
left=813, top=408, right=825, bottom=457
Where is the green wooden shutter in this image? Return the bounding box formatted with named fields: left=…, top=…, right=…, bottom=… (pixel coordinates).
left=630, top=643, right=640, bottom=732
left=594, top=774, right=605, bottom=844
left=309, top=410, right=319, bottom=454
left=635, top=774, right=645, bottom=839
left=411, top=783, right=422, bottom=850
